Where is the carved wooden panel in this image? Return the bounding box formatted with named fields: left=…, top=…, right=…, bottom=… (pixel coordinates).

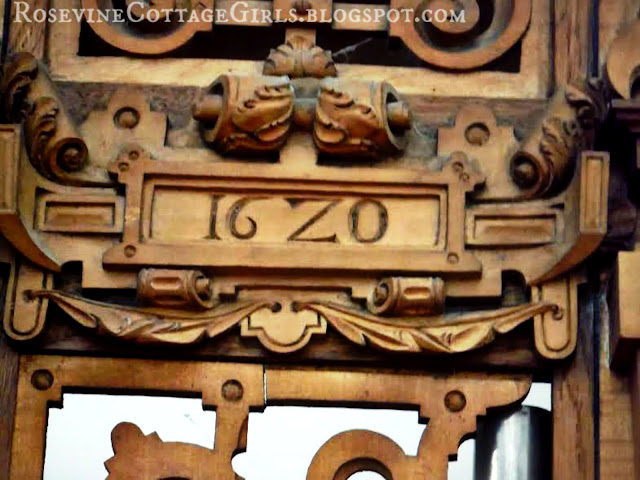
left=0, top=35, right=610, bottom=360
left=10, top=355, right=532, bottom=480
left=35, top=0, right=552, bottom=97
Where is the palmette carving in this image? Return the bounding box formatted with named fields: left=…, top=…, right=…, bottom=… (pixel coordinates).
left=263, top=35, right=337, bottom=78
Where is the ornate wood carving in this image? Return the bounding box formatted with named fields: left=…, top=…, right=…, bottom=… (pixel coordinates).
left=0, top=17, right=609, bottom=361
left=11, top=355, right=532, bottom=480
left=80, top=0, right=214, bottom=55
left=389, top=0, right=532, bottom=70
left=263, top=35, right=337, bottom=78
left=510, top=83, right=606, bottom=198
left=0, top=53, right=107, bottom=186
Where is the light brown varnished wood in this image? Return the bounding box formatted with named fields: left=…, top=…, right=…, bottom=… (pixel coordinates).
left=9, top=355, right=532, bottom=480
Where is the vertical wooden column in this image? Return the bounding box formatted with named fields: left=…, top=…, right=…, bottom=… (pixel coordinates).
left=0, top=275, right=18, bottom=480
left=554, top=0, right=594, bottom=86
left=552, top=1, right=598, bottom=477
left=552, top=280, right=596, bottom=480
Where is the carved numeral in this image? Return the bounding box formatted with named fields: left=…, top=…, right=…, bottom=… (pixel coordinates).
left=287, top=199, right=339, bottom=243
left=227, top=197, right=264, bottom=240
left=349, top=199, right=388, bottom=243
left=207, top=195, right=223, bottom=240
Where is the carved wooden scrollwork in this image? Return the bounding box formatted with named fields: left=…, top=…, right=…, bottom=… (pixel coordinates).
left=194, top=75, right=412, bottom=158
left=0, top=53, right=96, bottom=185
left=314, top=79, right=410, bottom=157
left=606, top=19, right=640, bottom=99
left=0, top=28, right=611, bottom=362
left=389, top=0, right=532, bottom=69
left=11, top=356, right=532, bottom=480
left=80, top=0, right=214, bottom=55
left=195, top=75, right=296, bottom=154
left=30, top=288, right=557, bottom=355
left=510, top=82, right=607, bottom=198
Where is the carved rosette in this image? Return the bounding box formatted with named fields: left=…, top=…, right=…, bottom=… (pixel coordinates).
left=195, top=75, right=295, bottom=154
left=510, top=82, right=606, bottom=197
left=0, top=53, right=89, bottom=184
left=313, top=79, right=410, bottom=157
left=263, top=35, right=337, bottom=78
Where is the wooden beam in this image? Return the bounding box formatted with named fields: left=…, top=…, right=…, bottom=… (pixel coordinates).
left=554, top=0, right=594, bottom=87
left=553, top=280, right=595, bottom=479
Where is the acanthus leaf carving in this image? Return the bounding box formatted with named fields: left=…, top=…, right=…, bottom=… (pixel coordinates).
left=195, top=75, right=295, bottom=155
left=30, top=290, right=272, bottom=344
left=298, top=300, right=557, bottom=354
left=30, top=289, right=557, bottom=355
left=510, top=82, right=607, bottom=198
left=0, top=52, right=106, bottom=186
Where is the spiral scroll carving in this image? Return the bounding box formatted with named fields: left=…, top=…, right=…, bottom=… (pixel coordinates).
left=80, top=0, right=213, bottom=55
left=389, top=0, right=532, bottom=70
left=0, top=53, right=89, bottom=184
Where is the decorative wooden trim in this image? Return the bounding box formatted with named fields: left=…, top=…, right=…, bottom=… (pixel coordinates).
left=552, top=276, right=596, bottom=480
left=44, top=0, right=551, bottom=98
left=31, top=289, right=557, bottom=355
left=10, top=355, right=532, bottom=480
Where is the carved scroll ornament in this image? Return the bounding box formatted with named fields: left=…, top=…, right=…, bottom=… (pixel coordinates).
left=193, top=75, right=412, bottom=158
left=510, top=82, right=607, bottom=198
left=389, top=0, right=532, bottom=69
left=0, top=53, right=101, bottom=185
left=80, top=0, right=214, bottom=55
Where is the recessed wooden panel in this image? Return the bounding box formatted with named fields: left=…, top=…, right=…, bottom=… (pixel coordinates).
left=37, top=194, right=124, bottom=234
left=466, top=211, right=559, bottom=246
left=150, top=189, right=442, bottom=248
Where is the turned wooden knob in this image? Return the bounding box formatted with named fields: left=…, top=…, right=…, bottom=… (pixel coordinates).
left=387, top=101, right=412, bottom=131
left=193, top=94, right=224, bottom=123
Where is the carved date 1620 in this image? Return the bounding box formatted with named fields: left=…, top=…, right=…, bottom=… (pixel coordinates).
left=149, top=192, right=442, bottom=248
